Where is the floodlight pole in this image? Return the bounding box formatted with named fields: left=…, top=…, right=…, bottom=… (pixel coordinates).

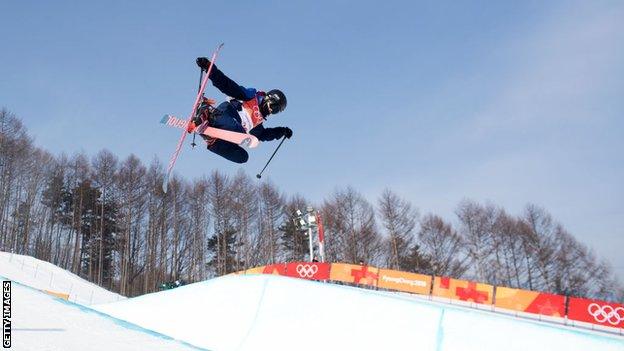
left=308, top=227, right=314, bottom=262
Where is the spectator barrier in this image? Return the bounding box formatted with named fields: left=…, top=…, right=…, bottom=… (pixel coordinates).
left=1, top=252, right=123, bottom=305
left=494, top=286, right=565, bottom=317
left=568, top=297, right=624, bottom=329
left=432, top=276, right=493, bottom=304
left=261, top=262, right=331, bottom=280
left=377, top=269, right=431, bottom=295
left=329, top=263, right=378, bottom=287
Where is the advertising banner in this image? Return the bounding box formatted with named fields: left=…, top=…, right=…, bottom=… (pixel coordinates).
left=494, top=287, right=565, bottom=316
left=258, top=263, right=330, bottom=280
left=284, top=262, right=331, bottom=280
left=330, top=263, right=379, bottom=286
left=377, top=269, right=431, bottom=295
left=568, top=297, right=624, bottom=329
left=432, top=277, right=493, bottom=304
left=262, top=263, right=288, bottom=275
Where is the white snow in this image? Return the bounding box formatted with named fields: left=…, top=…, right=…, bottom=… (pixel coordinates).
left=94, top=274, right=624, bottom=351
left=0, top=251, right=124, bottom=305
left=2, top=278, right=206, bottom=351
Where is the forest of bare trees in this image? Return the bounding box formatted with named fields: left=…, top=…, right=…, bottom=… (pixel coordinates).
left=1, top=108, right=622, bottom=301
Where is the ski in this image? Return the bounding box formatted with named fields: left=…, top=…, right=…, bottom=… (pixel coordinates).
left=160, top=114, right=260, bottom=148
left=162, top=43, right=224, bottom=193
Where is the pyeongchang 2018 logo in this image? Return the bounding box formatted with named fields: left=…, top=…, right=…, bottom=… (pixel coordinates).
left=2, top=281, right=10, bottom=349
left=381, top=275, right=427, bottom=287
left=296, top=264, right=319, bottom=278
left=587, top=302, right=624, bottom=326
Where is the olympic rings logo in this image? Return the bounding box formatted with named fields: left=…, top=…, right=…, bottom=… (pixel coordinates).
left=296, top=264, right=318, bottom=278
left=587, top=303, right=624, bottom=326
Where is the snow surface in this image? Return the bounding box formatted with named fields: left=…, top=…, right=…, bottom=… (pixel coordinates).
left=2, top=252, right=623, bottom=350
left=0, top=251, right=124, bottom=305
left=94, top=274, right=624, bottom=351
left=2, top=277, right=206, bottom=351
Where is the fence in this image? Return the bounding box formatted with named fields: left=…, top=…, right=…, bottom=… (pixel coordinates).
left=0, top=252, right=124, bottom=305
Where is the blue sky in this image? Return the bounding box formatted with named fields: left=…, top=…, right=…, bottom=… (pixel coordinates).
left=1, top=1, right=623, bottom=280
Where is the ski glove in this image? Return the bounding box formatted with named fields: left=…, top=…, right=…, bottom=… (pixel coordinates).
left=196, top=57, right=211, bottom=71
left=278, top=127, right=293, bottom=139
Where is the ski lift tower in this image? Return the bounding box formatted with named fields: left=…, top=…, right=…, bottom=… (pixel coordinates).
left=292, top=207, right=326, bottom=262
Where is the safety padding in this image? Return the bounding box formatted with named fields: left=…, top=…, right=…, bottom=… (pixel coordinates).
left=377, top=269, right=431, bottom=295
left=330, top=263, right=379, bottom=287
left=432, top=276, right=493, bottom=304
left=495, top=286, right=565, bottom=316
left=568, top=297, right=624, bottom=328
left=257, top=262, right=330, bottom=280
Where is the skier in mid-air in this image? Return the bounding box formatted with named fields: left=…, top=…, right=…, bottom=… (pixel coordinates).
left=189, top=57, right=292, bottom=164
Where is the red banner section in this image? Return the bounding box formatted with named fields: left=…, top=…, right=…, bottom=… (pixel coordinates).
left=330, top=263, right=379, bottom=287
left=261, top=263, right=287, bottom=275
left=261, top=262, right=330, bottom=280
left=432, top=277, right=493, bottom=304
left=377, top=269, right=431, bottom=295
left=568, top=297, right=624, bottom=329
left=495, top=287, right=565, bottom=316
left=286, top=262, right=330, bottom=280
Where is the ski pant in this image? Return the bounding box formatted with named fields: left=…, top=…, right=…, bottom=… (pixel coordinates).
left=207, top=139, right=249, bottom=164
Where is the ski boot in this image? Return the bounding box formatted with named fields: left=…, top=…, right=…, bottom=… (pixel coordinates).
left=188, top=97, right=217, bottom=133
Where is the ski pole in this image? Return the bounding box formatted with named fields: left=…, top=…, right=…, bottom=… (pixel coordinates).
left=256, top=136, right=287, bottom=179
left=163, top=43, right=224, bottom=194
left=191, top=69, right=205, bottom=148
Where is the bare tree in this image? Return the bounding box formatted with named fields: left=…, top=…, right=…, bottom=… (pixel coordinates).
left=116, top=154, right=147, bottom=295
left=521, top=204, right=559, bottom=292
left=418, top=214, right=467, bottom=277
left=91, top=149, right=118, bottom=285
left=456, top=200, right=497, bottom=281
left=186, top=176, right=210, bottom=282
left=0, top=109, right=35, bottom=252
left=206, top=170, right=236, bottom=275
left=143, top=158, right=167, bottom=292
left=256, top=180, right=284, bottom=265
left=490, top=212, right=529, bottom=288
left=234, top=171, right=260, bottom=270
left=323, top=187, right=382, bottom=265
left=377, top=189, right=418, bottom=270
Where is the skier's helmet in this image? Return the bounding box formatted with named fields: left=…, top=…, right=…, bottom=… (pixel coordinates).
left=262, top=89, right=287, bottom=116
